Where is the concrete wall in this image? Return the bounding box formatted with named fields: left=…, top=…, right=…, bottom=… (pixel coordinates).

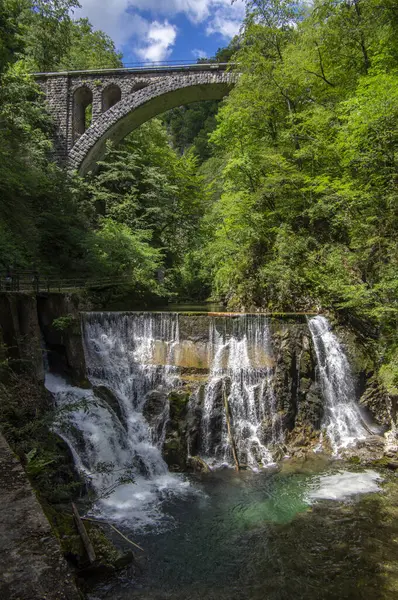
left=0, top=294, right=44, bottom=382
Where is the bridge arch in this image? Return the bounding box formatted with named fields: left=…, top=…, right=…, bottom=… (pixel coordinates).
left=68, top=71, right=235, bottom=175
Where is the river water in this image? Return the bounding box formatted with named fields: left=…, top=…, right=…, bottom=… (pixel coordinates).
left=88, top=461, right=398, bottom=600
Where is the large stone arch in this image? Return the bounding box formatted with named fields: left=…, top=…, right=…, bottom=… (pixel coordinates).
left=68, top=72, right=235, bottom=175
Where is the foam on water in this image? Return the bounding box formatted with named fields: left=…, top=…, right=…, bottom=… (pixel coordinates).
left=308, top=469, right=382, bottom=502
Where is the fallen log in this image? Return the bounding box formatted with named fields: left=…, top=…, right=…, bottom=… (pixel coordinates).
left=81, top=517, right=145, bottom=552
left=71, top=502, right=96, bottom=564
left=223, top=387, right=240, bottom=471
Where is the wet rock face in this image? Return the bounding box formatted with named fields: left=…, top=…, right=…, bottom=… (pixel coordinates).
left=271, top=323, right=323, bottom=439
left=37, top=293, right=89, bottom=384
left=0, top=293, right=44, bottom=382
left=163, top=390, right=192, bottom=471
left=143, top=390, right=168, bottom=421
left=185, top=384, right=205, bottom=458
left=143, top=389, right=169, bottom=442
left=94, top=386, right=126, bottom=428
left=359, top=377, right=396, bottom=429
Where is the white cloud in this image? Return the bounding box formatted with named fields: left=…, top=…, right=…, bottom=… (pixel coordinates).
left=127, top=0, right=246, bottom=31
left=206, top=15, right=242, bottom=38
left=73, top=0, right=148, bottom=47
left=74, top=0, right=246, bottom=60
left=192, top=48, right=208, bottom=59
left=135, top=21, right=178, bottom=62
left=205, top=0, right=245, bottom=38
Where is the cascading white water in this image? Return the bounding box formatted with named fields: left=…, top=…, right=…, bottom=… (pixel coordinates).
left=308, top=315, right=368, bottom=454
left=46, top=312, right=191, bottom=528
left=82, top=311, right=180, bottom=470
left=45, top=309, right=371, bottom=526
left=200, top=315, right=280, bottom=470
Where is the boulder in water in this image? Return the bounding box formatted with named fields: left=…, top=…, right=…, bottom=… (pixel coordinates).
left=187, top=456, right=211, bottom=473
left=93, top=386, right=126, bottom=428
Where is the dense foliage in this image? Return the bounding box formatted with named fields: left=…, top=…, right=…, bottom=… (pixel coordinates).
left=196, top=0, right=398, bottom=390
left=2, top=0, right=398, bottom=387
left=162, top=44, right=239, bottom=162
left=0, top=0, right=206, bottom=300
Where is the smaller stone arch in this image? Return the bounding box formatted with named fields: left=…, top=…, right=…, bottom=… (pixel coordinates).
left=130, top=81, right=150, bottom=94
left=102, top=83, right=122, bottom=113
left=73, top=86, right=93, bottom=142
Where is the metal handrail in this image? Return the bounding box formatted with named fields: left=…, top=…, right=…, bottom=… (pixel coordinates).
left=33, top=62, right=236, bottom=77
left=0, top=273, right=132, bottom=293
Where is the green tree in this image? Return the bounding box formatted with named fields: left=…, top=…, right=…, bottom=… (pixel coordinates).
left=84, top=119, right=210, bottom=299
left=59, top=18, right=122, bottom=70
left=19, top=0, right=81, bottom=72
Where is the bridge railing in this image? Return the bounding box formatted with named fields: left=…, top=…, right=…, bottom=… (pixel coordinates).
left=0, top=272, right=131, bottom=293
left=33, top=61, right=236, bottom=77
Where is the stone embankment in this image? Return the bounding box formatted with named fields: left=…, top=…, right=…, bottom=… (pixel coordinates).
left=0, top=434, right=80, bottom=600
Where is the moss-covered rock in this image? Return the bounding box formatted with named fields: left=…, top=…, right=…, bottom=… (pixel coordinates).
left=163, top=389, right=192, bottom=470
left=44, top=504, right=134, bottom=575
left=187, top=456, right=211, bottom=472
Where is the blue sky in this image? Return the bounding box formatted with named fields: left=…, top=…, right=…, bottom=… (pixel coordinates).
left=73, top=0, right=246, bottom=64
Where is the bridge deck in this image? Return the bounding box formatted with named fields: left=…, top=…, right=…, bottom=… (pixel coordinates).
left=33, top=62, right=233, bottom=78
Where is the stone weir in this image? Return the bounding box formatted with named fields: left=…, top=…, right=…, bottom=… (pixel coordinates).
left=174, top=313, right=322, bottom=468
left=81, top=312, right=324, bottom=471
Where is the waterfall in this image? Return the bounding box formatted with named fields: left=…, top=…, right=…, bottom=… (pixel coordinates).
left=46, top=312, right=190, bottom=528
left=200, top=315, right=280, bottom=470
left=82, top=311, right=180, bottom=468
left=44, top=309, right=372, bottom=525
left=308, top=315, right=368, bottom=453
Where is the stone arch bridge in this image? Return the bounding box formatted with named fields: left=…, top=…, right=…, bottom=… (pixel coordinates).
left=35, top=64, right=237, bottom=175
